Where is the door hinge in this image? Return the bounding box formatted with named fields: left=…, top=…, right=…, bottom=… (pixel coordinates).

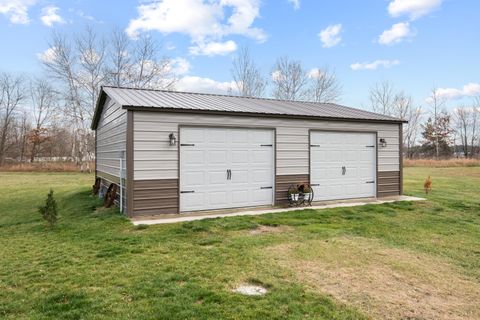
left=260, top=186, right=272, bottom=189
left=260, top=144, right=273, bottom=147
left=180, top=190, right=195, bottom=193
left=180, top=143, right=195, bottom=146
left=310, top=144, right=320, bottom=147
left=365, top=181, right=375, bottom=184
left=366, top=145, right=375, bottom=148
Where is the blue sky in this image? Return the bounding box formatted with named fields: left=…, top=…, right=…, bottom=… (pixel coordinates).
left=0, top=0, right=478, bottom=110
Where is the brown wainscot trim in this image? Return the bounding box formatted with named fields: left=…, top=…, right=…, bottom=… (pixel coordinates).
left=275, top=174, right=310, bottom=206
left=377, top=171, right=401, bottom=197
left=132, top=179, right=179, bottom=216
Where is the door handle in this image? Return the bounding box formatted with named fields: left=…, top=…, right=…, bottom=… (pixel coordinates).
left=227, top=169, right=230, bottom=180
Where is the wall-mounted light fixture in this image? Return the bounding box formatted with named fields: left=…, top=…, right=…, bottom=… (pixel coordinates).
left=379, top=138, right=387, bottom=148
left=169, top=133, right=177, bottom=146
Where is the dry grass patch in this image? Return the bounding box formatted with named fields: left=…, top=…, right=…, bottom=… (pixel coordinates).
left=0, top=161, right=95, bottom=172
left=248, top=225, right=294, bottom=235
left=266, top=236, right=480, bottom=320
left=404, top=158, right=480, bottom=167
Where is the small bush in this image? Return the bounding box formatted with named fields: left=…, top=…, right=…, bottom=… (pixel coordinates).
left=38, top=189, right=58, bottom=227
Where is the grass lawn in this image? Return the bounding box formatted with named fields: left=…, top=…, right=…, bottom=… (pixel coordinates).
left=1, top=168, right=479, bottom=319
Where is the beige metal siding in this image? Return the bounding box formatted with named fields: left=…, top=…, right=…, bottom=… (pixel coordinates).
left=96, top=97, right=127, bottom=177
left=133, top=112, right=400, bottom=180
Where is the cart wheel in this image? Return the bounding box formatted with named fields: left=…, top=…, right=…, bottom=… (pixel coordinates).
left=103, top=183, right=118, bottom=208
left=92, top=177, right=101, bottom=195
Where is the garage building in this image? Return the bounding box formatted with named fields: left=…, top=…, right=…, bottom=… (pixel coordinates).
left=91, top=86, right=405, bottom=217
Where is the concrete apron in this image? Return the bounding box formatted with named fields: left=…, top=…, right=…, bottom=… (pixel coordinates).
left=131, top=195, right=425, bottom=226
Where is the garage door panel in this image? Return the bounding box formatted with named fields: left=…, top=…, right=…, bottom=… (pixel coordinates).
left=252, top=150, right=271, bottom=163
left=231, top=150, right=249, bottom=164
left=182, top=150, right=205, bottom=165
left=252, top=169, right=271, bottom=183
left=231, top=129, right=248, bottom=143
left=182, top=128, right=205, bottom=142
left=209, top=170, right=228, bottom=185
left=231, top=190, right=249, bottom=204
left=183, top=171, right=205, bottom=186
left=207, top=129, right=227, bottom=143
left=311, top=131, right=376, bottom=201
left=208, top=150, right=227, bottom=163
left=180, top=127, right=274, bottom=212
left=231, top=169, right=249, bottom=183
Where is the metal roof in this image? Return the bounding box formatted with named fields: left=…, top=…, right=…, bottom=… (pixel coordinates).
left=92, top=86, right=404, bottom=129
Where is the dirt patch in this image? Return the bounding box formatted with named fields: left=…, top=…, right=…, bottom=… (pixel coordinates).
left=249, top=225, right=294, bottom=235
left=266, top=236, right=480, bottom=320
left=233, top=284, right=268, bottom=296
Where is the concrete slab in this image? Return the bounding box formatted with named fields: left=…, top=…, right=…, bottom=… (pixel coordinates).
left=132, top=195, right=425, bottom=226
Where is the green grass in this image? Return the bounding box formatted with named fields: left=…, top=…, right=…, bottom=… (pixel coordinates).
left=0, top=168, right=479, bottom=319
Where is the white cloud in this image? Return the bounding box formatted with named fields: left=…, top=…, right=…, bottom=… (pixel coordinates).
left=350, top=59, right=400, bottom=71
left=167, top=57, right=191, bottom=75
left=36, top=47, right=58, bottom=63
left=40, top=5, right=65, bottom=27
left=308, top=68, right=322, bottom=79
left=378, top=22, right=414, bottom=45
left=125, top=0, right=265, bottom=56
left=318, top=24, right=342, bottom=48
left=176, top=76, right=236, bottom=94
left=288, top=0, right=300, bottom=10
left=0, top=0, right=36, bottom=24
left=388, top=0, right=442, bottom=20
left=428, top=83, right=480, bottom=101
left=189, top=40, right=237, bottom=56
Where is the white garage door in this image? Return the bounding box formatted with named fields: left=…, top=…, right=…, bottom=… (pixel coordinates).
left=180, top=127, right=274, bottom=212
left=310, top=131, right=376, bottom=201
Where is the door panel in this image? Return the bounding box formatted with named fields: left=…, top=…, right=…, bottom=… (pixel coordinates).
left=180, top=127, right=274, bottom=212
left=310, top=131, right=376, bottom=201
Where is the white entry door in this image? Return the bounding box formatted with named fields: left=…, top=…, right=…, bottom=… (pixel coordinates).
left=310, top=131, right=376, bottom=201
left=180, top=127, right=274, bottom=212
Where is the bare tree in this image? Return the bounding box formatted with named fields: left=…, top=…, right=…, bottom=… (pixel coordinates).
left=271, top=57, right=309, bottom=101
left=308, top=67, right=342, bottom=103
left=0, top=73, right=25, bottom=166
left=29, top=79, right=58, bottom=162
left=231, top=47, right=267, bottom=97
left=108, top=28, right=131, bottom=87
left=76, top=26, right=108, bottom=120
left=43, top=31, right=94, bottom=171
left=129, top=34, right=175, bottom=90
left=369, top=81, right=395, bottom=115
left=472, top=96, right=480, bottom=157
left=391, top=92, right=423, bottom=158
left=17, top=110, right=30, bottom=162
left=42, top=27, right=179, bottom=171
left=427, top=87, right=447, bottom=158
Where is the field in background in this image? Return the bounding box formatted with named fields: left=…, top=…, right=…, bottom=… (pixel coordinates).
left=0, top=161, right=95, bottom=172
left=404, top=158, right=480, bottom=167
left=1, top=158, right=479, bottom=173
left=1, top=168, right=479, bottom=319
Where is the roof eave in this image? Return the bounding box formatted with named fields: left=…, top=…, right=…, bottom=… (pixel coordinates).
left=122, top=105, right=407, bottom=124
left=91, top=87, right=107, bottom=130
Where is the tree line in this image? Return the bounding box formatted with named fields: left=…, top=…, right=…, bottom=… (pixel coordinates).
left=1, top=27, right=479, bottom=169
